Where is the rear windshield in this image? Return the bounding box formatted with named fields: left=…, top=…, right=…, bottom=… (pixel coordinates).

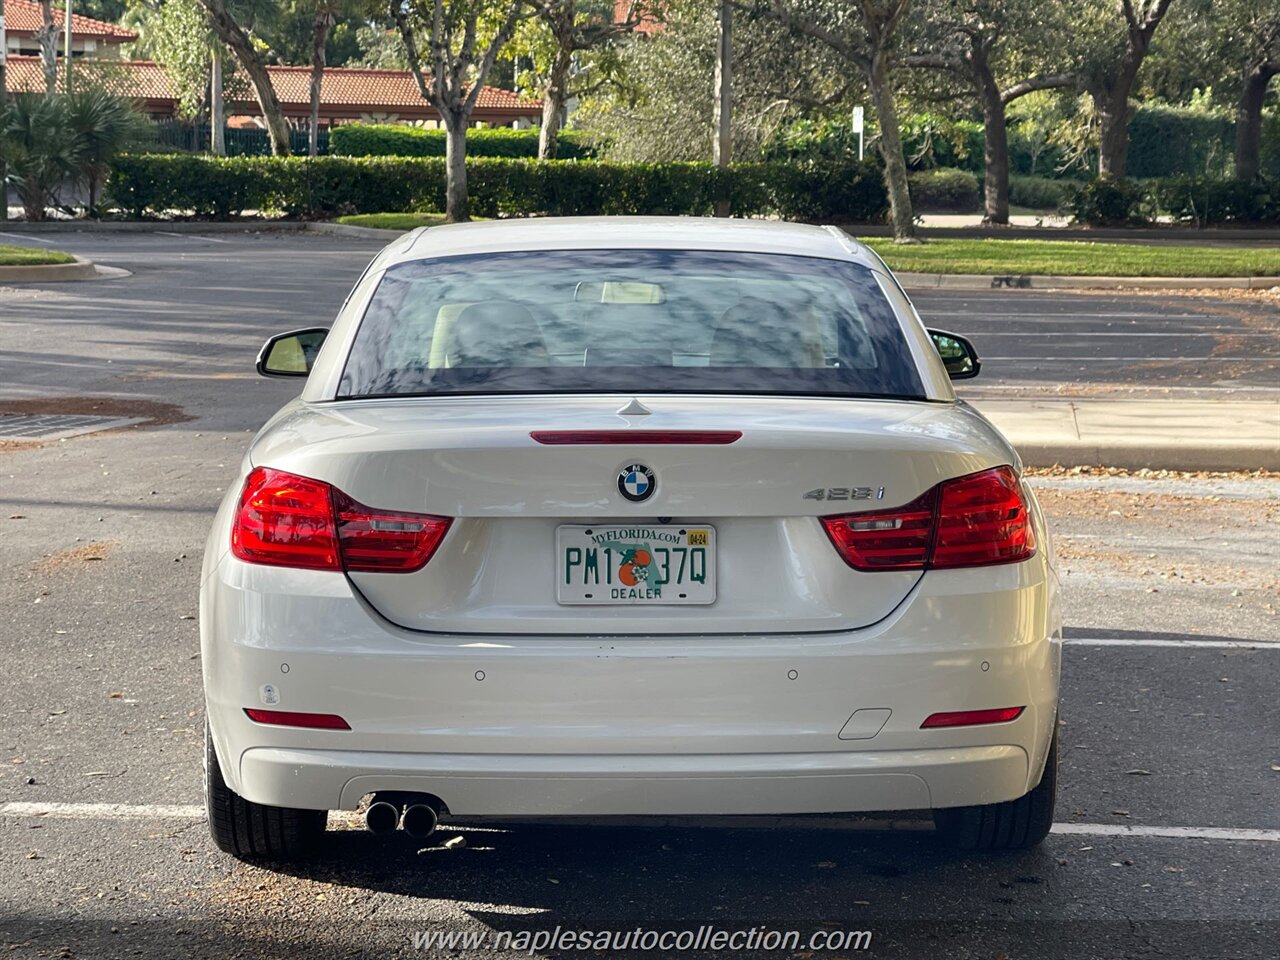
left=337, top=249, right=925, bottom=400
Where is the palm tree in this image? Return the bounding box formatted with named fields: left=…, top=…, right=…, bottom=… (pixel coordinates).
left=0, top=95, right=79, bottom=221
left=64, top=88, right=147, bottom=217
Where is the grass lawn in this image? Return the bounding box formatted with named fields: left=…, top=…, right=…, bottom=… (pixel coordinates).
left=334, top=213, right=451, bottom=230
left=861, top=237, right=1280, bottom=278
left=0, top=244, right=76, bottom=266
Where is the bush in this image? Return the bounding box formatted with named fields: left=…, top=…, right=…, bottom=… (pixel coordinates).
left=1153, top=175, right=1280, bottom=225
left=1127, top=105, right=1234, bottom=178
left=106, top=154, right=889, bottom=223
left=1066, top=177, right=1152, bottom=226
left=1008, top=175, right=1077, bottom=210
left=329, top=124, right=593, bottom=160
left=907, top=167, right=980, bottom=212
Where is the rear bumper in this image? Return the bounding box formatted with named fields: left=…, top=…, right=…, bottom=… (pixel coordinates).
left=240, top=745, right=1029, bottom=815
left=201, top=547, right=1061, bottom=816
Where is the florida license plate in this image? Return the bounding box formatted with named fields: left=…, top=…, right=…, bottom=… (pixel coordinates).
left=556, top=524, right=716, bottom=605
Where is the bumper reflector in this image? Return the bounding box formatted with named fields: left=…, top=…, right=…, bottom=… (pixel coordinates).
left=244, top=708, right=351, bottom=730
left=920, top=706, right=1025, bottom=729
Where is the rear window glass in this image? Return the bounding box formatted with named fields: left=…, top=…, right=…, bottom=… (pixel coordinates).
left=337, top=249, right=925, bottom=400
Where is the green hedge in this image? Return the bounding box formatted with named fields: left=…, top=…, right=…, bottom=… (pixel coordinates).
left=1066, top=175, right=1279, bottom=225
left=1127, top=106, right=1235, bottom=179
left=908, top=167, right=981, bottom=212
left=1153, top=175, right=1280, bottom=226
left=1008, top=175, right=1077, bottom=210
left=105, top=154, right=889, bottom=222
left=329, top=124, right=593, bottom=160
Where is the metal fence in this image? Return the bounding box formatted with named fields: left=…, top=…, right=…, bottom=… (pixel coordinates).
left=146, top=121, right=330, bottom=156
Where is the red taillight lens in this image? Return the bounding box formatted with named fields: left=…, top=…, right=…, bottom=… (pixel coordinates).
left=244, top=708, right=351, bottom=730
left=232, top=467, right=340, bottom=570
left=819, top=491, right=936, bottom=571
left=231, top=467, right=451, bottom=574
left=920, top=706, right=1024, bottom=729
left=821, top=466, right=1035, bottom=572
left=334, top=491, right=451, bottom=573
left=932, top=466, right=1036, bottom=569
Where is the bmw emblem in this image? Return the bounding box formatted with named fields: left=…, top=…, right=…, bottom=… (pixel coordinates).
left=618, top=463, right=656, bottom=503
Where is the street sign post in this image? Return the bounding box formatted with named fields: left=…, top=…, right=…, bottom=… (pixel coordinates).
left=852, top=106, right=865, bottom=161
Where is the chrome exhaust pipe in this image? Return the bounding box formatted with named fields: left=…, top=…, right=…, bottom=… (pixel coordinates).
left=401, top=803, right=439, bottom=840
left=364, top=800, right=400, bottom=835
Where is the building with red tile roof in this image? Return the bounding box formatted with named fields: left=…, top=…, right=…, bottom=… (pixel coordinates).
left=6, top=56, right=541, bottom=128
left=3, top=0, right=136, bottom=57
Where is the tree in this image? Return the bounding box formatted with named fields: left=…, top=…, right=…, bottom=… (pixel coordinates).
left=127, top=0, right=218, bottom=125
left=572, top=2, right=846, bottom=163
left=197, top=0, right=294, bottom=155
left=64, top=87, right=147, bottom=216
left=522, top=0, right=644, bottom=160
left=389, top=0, right=527, bottom=221
left=905, top=1, right=1076, bottom=224
left=1222, top=0, right=1280, bottom=180
left=35, top=1, right=59, bottom=95
left=0, top=95, right=77, bottom=219
left=748, top=0, right=918, bottom=241
left=1073, top=0, right=1178, bottom=177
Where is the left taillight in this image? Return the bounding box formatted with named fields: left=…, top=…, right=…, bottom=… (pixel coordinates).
left=231, top=466, right=451, bottom=573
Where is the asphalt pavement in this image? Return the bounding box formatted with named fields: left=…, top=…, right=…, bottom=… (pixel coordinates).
left=0, top=230, right=1277, bottom=959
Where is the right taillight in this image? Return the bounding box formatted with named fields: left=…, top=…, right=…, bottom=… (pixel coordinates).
left=231, top=466, right=451, bottom=573
left=821, top=465, right=1035, bottom=572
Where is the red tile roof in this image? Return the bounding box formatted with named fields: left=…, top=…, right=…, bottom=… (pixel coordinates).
left=4, top=0, right=137, bottom=41
left=254, top=65, right=538, bottom=113
left=6, top=57, right=539, bottom=118
left=613, top=0, right=663, bottom=35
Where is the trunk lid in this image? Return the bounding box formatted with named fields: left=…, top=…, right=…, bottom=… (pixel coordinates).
left=250, top=395, right=1017, bottom=635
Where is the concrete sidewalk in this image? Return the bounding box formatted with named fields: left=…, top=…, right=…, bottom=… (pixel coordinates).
left=972, top=397, right=1280, bottom=471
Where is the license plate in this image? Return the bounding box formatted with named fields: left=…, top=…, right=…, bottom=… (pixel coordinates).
left=556, top=524, right=716, bottom=605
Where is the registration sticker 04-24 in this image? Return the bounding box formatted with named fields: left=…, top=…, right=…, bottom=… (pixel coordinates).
left=555, top=524, right=716, bottom=605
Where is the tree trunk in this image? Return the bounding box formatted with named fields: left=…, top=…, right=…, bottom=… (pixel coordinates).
left=200, top=0, right=292, bottom=157
left=1235, top=63, right=1276, bottom=181
left=868, top=49, right=916, bottom=242
left=211, top=46, right=226, bottom=157
left=444, top=114, right=469, bottom=222
left=36, top=1, right=57, bottom=94
left=973, top=57, right=1009, bottom=225
left=711, top=0, right=732, bottom=216
left=309, top=10, right=331, bottom=157
left=538, top=34, right=574, bottom=161
left=1094, top=84, right=1133, bottom=177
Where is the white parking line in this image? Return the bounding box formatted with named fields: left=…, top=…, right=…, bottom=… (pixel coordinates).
left=1051, top=823, right=1280, bottom=842
left=0, top=232, right=56, bottom=245
left=1064, top=637, right=1276, bottom=650
left=155, top=232, right=232, bottom=244
left=1, top=803, right=1276, bottom=842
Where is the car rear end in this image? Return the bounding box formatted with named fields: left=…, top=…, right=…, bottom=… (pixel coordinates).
left=201, top=220, right=1060, bottom=839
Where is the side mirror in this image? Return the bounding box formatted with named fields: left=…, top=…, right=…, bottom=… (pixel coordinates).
left=256, top=327, right=329, bottom=378
left=928, top=328, right=981, bottom=380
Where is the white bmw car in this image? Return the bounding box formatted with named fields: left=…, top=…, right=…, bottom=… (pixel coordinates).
left=201, top=217, right=1061, bottom=859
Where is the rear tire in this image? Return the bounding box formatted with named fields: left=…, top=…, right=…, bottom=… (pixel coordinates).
left=932, top=726, right=1057, bottom=852
left=205, top=725, right=326, bottom=860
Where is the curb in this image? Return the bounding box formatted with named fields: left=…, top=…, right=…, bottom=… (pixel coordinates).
left=898, top=271, right=1279, bottom=291
left=847, top=224, right=1280, bottom=244
left=1, top=220, right=307, bottom=234
left=1011, top=442, right=1280, bottom=473
left=306, top=221, right=405, bottom=240
left=0, top=255, right=98, bottom=282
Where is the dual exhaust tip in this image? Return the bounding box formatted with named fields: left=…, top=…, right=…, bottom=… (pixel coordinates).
left=365, top=799, right=439, bottom=839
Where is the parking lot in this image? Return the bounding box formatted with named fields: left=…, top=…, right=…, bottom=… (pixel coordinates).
left=1, top=231, right=1277, bottom=959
